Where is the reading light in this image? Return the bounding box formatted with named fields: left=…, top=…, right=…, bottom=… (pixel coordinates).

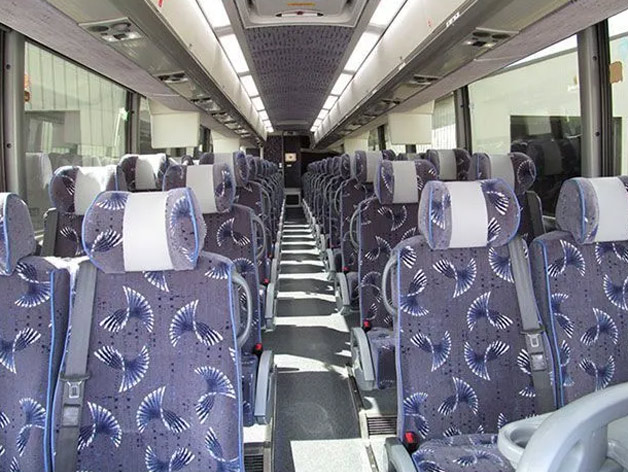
left=259, top=110, right=269, bottom=120
left=197, top=0, right=231, bottom=29
left=241, top=75, right=259, bottom=97
left=219, top=34, right=249, bottom=74
left=369, top=0, right=406, bottom=27
left=266, top=126, right=274, bottom=133
left=310, top=125, right=319, bottom=132
left=252, top=97, right=265, bottom=111
left=331, top=73, right=353, bottom=96
left=322, top=95, right=338, bottom=110
left=345, top=32, right=379, bottom=72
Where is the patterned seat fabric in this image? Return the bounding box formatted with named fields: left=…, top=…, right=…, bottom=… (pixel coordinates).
left=164, top=162, right=261, bottom=426
left=358, top=159, right=438, bottom=389
left=119, top=153, right=171, bottom=192
left=0, top=193, right=71, bottom=472
left=54, top=188, right=244, bottom=471
left=470, top=152, right=544, bottom=244
left=424, top=149, right=471, bottom=181
left=46, top=165, right=124, bottom=257
left=326, top=156, right=344, bottom=248
left=531, top=176, right=628, bottom=407
left=394, top=179, right=554, bottom=471
left=180, top=155, right=195, bottom=166
left=200, top=152, right=269, bottom=282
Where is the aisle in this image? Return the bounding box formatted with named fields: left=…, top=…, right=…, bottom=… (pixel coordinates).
left=265, top=208, right=373, bottom=472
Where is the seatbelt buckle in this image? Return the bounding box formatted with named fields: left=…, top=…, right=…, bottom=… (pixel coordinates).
left=61, top=374, right=90, bottom=400
left=521, top=328, right=548, bottom=371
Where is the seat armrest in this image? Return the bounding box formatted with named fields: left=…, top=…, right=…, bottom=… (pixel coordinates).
left=264, top=282, right=276, bottom=331
left=350, top=327, right=375, bottom=391
left=384, top=437, right=417, bottom=472
left=254, top=350, right=276, bottom=425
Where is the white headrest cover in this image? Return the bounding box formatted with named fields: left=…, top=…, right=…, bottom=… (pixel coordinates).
left=123, top=193, right=173, bottom=271
left=393, top=161, right=419, bottom=203
left=213, top=153, right=234, bottom=174
left=74, top=167, right=115, bottom=215
left=590, top=177, right=628, bottom=242
left=366, top=152, right=379, bottom=182
left=488, top=154, right=515, bottom=189
left=186, top=165, right=217, bottom=214
left=448, top=182, right=489, bottom=248
left=439, top=150, right=457, bottom=180
left=135, top=154, right=164, bottom=190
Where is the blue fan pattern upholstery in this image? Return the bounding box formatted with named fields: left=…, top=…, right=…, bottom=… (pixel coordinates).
left=358, top=159, right=438, bottom=389
left=395, top=179, right=553, bottom=471
left=424, top=149, right=471, bottom=182
left=530, top=176, right=628, bottom=407
left=119, top=154, right=171, bottom=192
left=470, top=152, right=542, bottom=244
left=0, top=193, right=71, bottom=471
left=54, top=189, right=244, bottom=471
left=164, top=164, right=262, bottom=427
left=47, top=165, right=123, bottom=257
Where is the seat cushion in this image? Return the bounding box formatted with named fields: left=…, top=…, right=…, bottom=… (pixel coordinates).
left=413, top=434, right=513, bottom=472
left=367, top=328, right=396, bottom=389
left=241, top=353, right=259, bottom=427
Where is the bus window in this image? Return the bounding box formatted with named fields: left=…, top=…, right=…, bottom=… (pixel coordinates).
left=24, top=42, right=128, bottom=229
left=468, top=36, right=581, bottom=214
left=610, top=9, right=628, bottom=173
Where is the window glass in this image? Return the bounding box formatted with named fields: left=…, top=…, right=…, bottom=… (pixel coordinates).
left=610, top=9, right=628, bottom=173
left=24, top=42, right=128, bottom=229
left=469, top=36, right=581, bottom=213
left=367, top=127, right=379, bottom=150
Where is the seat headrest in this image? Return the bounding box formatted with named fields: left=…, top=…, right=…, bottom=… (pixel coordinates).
left=556, top=176, right=628, bottom=244
left=49, top=165, right=122, bottom=215
left=354, top=151, right=384, bottom=183
left=340, top=154, right=352, bottom=180
left=82, top=189, right=206, bottom=274
left=0, top=194, right=37, bottom=275
left=419, top=179, right=520, bottom=250
left=181, top=155, right=195, bottom=166
left=424, top=149, right=471, bottom=181
left=331, top=156, right=342, bottom=176
left=119, top=153, right=170, bottom=191
left=375, top=159, right=438, bottom=205
left=199, top=152, right=250, bottom=187
left=470, top=152, right=536, bottom=195
left=163, top=163, right=235, bottom=214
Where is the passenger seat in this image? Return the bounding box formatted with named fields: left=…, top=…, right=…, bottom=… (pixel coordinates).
left=351, top=158, right=438, bottom=391
left=52, top=188, right=249, bottom=471
left=531, top=176, right=628, bottom=406
left=386, top=178, right=555, bottom=471
left=42, top=165, right=124, bottom=257
left=0, top=193, right=71, bottom=471
left=118, top=153, right=172, bottom=192
left=424, top=148, right=471, bottom=181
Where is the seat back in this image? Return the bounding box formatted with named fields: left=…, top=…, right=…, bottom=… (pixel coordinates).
left=531, top=176, right=628, bottom=407
left=470, top=152, right=544, bottom=243
left=395, top=179, right=553, bottom=441
left=424, top=149, right=471, bottom=181
left=45, top=165, right=124, bottom=257
left=163, top=162, right=261, bottom=351
left=54, top=188, right=244, bottom=471
left=358, top=159, right=438, bottom=329
left=119, top=153, right=171, bottom=192
left=0, top=193, right=70, bottom=471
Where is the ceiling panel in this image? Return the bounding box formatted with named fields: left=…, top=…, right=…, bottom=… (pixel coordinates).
left=244, top=25, right=353, bottom=130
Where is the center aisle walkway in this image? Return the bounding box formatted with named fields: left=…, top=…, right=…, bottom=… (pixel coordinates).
left=265, top=208, right=373, bottom=471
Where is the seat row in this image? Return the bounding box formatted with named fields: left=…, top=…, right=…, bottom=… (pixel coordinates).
left=0, top=186, right=263, bottom=471
left=383, top=174, right=628, bottom=471
left=302, top=149, right=545, bottom=392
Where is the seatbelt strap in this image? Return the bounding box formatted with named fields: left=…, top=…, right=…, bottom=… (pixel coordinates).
left=55, top=262, right=98, bottom=471
left=41, top=208, right=59, bottom=257
left=508, top=236, right=555, bottom=414
left=526, top=191, right=545, bottom=239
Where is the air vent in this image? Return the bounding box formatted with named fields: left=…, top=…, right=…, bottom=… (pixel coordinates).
left=408, top=75, right=440, bottom=86
left=192, top=98, right=223, bottom=113
left=158, top=72, right=189, bottom=85
left=463, top=28, right=514, bottom=49
left=80, top=18, right=143, bottom=43
left=366, top=416, right=397, bottom=436
left=236, top=0, right=368, bottom=27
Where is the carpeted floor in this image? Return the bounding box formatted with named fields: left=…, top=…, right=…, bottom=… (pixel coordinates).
left=265, top=209, right=372, bottom=472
